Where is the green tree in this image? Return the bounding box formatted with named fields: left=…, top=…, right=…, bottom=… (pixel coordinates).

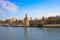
left=47, top=17, right=57, bottom=24
left=0, top=20, right=4, bottom=25
left=38, top=20, right=44, bottom=27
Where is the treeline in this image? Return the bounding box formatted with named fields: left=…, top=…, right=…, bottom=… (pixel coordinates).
left=44, top=16, right=60, bottom=24
left=0, top=20, right=23, bottom=25
left=29, top=16, right=60, bottom=27
left=0, top=16, right=60, bottom=27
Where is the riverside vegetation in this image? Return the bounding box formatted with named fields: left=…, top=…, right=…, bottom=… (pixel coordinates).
left=0, top=16, right=60, bottom=27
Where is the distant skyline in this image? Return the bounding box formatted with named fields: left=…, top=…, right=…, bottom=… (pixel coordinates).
left=0, top=0, right=60, bottom=20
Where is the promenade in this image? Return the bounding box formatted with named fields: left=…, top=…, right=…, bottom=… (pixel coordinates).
left=44, top=24, right=60, bottom=27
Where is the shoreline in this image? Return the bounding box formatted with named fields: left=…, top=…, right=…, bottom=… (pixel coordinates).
left=0, top=24, right=60, bottom=28
left=43, top=24, right=60, bottom=28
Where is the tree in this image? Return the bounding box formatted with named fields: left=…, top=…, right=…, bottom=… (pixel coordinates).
left=56, top=19, right=60, bottom=24
left=47, top=17, right=57, bottom=24
left=0, top=20, right=4, bottom=25
left=38, top=20, right=44, bottom=27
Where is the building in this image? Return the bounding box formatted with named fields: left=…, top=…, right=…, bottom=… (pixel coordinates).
left=5, top=18, right=16, bottom=24
left=12, top=18, right=17, bottom=21
left=5, top=19, right=13, bottom=24
left=24, top=14, right=29, bottom=26
left=30, top=17, right=32, bottom=20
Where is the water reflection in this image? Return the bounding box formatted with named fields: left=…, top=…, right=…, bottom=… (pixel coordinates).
left=0, top=27, right=60, bottom=40
left=24, top=27, right=29, bottom=40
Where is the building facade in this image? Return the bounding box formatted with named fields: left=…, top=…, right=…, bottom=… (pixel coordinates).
left=24, top=14, right=29, bottom=26
left=5, top=18, right=16, bottom=24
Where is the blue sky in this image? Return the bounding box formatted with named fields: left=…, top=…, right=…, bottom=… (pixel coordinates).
left=0, top=0, right=60, bottom=20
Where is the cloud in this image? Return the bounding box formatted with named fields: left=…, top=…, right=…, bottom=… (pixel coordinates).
left=0, top=10, right=4, bottom=14
left=36, top=10, right=60, bottom=19
left=28, top=10, right=44, bottom=14
left=43, top=10, right=60, bottom=17
left=0, top=0, right=18, bottom=14
left=27, top=10, right=60, bottom=19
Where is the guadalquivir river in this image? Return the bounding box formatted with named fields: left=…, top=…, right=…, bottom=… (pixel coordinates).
left=0, top=27, right=60, bottom=40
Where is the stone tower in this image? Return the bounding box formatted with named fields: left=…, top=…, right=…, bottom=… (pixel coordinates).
left=24, top=14, right=29, bottom=26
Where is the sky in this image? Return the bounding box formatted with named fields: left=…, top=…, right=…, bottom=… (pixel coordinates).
left=0, top=0, right=60, bottom=20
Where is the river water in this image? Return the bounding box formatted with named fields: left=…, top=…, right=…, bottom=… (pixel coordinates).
left=0, top=27, right=60, bottom=40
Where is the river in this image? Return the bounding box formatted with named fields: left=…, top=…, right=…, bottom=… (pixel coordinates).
left=0, top=27, right=60, bottom=40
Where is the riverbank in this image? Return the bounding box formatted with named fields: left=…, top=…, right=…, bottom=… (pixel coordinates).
left=43, top=24, right=60, bottom=28
left=0, top=24, right=60, bottom=28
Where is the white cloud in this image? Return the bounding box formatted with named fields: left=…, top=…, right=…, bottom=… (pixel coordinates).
left=28, top=10, right=60, bottom=19
left=0, top=10, right=4, bottom=14
left=44, top=10, right=60, bottom=17
left=29, top=10, right=44, bottom=14
left=0, top=0, right=18, bottom=14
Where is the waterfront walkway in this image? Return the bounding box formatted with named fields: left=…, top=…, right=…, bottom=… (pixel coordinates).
left=44, top=24, right=60, bottom=27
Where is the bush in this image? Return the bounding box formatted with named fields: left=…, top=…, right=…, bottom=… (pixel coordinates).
left=38, top=21, right=44, bottom=27
left=38, top=23, right=43, bottom=27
